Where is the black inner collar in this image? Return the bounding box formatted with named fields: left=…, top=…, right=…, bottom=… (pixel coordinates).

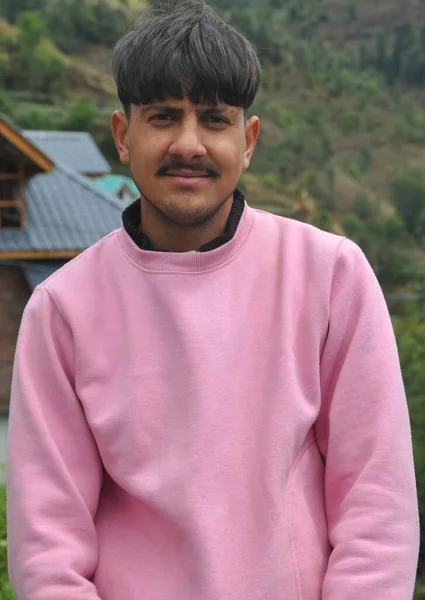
left=122, top=188, right=245, bottom=252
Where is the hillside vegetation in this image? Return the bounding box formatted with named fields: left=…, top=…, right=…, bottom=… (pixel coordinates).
left=2, top=0, right=425, bottom=289
left=1, top=0, right=425, bottom=596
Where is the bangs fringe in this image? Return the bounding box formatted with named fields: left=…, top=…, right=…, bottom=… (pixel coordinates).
left=112, top=4, right=260, bottom=113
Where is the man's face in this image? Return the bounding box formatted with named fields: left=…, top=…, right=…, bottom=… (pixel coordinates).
left=112, top=97, right=260, bottom=227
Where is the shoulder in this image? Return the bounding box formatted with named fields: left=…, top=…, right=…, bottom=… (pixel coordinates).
left=251, top=207, right=350, bottom=265
left=34, top=229, right=122, bottom=315
left=250, top=208, right=376, bottom=302
left=253, top=208, right=344, bottom=247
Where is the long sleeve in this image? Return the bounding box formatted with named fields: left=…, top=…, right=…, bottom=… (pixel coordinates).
left=315, top=239, right=420, bottom=599
left=7, top=286, right=103, bottom=600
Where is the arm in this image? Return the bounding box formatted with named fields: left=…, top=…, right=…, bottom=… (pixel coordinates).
left=315, top=239, right=420, bottom=599
left=7, top=286, right=103, bottom=599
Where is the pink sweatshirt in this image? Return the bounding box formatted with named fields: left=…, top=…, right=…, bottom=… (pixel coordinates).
left=7, top=203, right=419, bottom=600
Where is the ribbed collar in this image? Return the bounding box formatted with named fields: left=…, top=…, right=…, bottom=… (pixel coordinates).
left=122, top=188, right=245, bottom=253
left=118, top=190, right=255, bottom=273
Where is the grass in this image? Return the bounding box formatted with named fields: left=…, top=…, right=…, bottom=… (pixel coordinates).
left=0, top=485, right=14, bottom=599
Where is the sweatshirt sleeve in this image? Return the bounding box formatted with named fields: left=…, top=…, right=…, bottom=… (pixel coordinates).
left=7, top=286, right=103, bottom=600
left=315, top=238, right=420, bottom=600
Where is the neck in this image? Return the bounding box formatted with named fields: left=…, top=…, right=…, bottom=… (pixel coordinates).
left=140, top=195, right=234, bottom=252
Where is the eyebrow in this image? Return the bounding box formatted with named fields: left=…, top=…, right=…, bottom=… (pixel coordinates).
left=140, top=104, right=229, bottom=116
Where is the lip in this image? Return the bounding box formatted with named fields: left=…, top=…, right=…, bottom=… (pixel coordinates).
left=164, top=174, right=211, bottom=187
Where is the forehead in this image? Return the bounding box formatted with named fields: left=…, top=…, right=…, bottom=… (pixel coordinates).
left=135, top=97, right=242, bottom=115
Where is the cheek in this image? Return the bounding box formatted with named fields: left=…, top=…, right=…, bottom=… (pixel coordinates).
left=216, top=139, right=245, bottom=172
left=129, top=134, right=166, bottom=169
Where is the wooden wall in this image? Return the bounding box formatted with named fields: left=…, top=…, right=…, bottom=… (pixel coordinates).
left=0, top=266, right=30, bottom=414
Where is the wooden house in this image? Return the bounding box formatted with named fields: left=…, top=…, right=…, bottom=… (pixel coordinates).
left=0, top=114, right=123, bottom=464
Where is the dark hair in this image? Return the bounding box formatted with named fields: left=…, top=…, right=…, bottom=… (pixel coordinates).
left=112, top=0, right=261, bottom=118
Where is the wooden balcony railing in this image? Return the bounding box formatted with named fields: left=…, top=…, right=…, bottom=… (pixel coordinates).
left=0, top=162, right=26, bottom=228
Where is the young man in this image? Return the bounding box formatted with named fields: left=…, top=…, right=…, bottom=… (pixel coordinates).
left=7, top=1, right=419, bottom=598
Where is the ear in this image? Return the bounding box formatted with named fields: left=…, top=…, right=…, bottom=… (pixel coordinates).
left=111, top=111, right=130, bottom=165
left=242, top=116, right=260, bottom=171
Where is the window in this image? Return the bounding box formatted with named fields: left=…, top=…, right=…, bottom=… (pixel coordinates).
left=0, top=158, right=25, bottom=229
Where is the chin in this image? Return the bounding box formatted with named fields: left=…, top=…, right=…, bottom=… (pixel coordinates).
left=147, top=189, right=234, bottom=228
left=161, top=202, right=222, bottom=228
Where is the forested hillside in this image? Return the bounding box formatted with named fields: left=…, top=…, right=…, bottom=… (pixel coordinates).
left=3, top=0, right=425, bottom=289
left=1, top=0, right=425, bottom=596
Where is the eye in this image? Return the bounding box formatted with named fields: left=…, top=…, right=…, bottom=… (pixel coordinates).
left=204, top=116, right=229, bottom=126
left=150, top=114, right=176, bottom=122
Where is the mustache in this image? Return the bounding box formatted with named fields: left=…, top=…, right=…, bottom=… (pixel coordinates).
left=157, top=161, right=219, bottom=177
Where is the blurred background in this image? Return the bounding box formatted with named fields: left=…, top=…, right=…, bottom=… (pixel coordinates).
left=0, top=0, right=425, bottom=597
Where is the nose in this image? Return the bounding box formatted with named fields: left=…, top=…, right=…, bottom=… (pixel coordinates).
left=168, top=121, right=207, bottom=161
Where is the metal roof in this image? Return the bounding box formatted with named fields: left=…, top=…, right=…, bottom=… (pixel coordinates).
left=94, top=174, right=139, bottom=197
left=0, top=162, right=124, bottom=252
left=23, top=130, right=111, bottom=175
left=22, top=261, right=68, bottom=290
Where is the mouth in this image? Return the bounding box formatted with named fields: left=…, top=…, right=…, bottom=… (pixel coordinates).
left=161, top=170, right=213, bottom=187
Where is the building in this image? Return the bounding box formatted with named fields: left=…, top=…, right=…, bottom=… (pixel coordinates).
left=94, top=174, right=139, bottom=204
left=0, top=115, right=123, bottom=467
left=22, top=130, right=111, bottom=178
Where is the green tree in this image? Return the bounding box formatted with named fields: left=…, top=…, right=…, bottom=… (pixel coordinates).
left=375, top=32, right=388, bottom=72
left=92, top=2, right=127, bottom=45
left=306, top=102, right=326, bottom=127
left=16, top=10, right=45, bottom=49
left=44, top=0, right=80, bottom=53
left=0, top=484, right=14, bottom=599
left=13, top=11, right=46, bottom=94
left=312, top=210, right=333, bottom=232
left=34, top=43, right=67, bottom=98
left=347, top=2, right=357, bottom=21
left=229, top=7, right=257, bottom=40
left=271, top=120, right=333, bottom=182
left=392, top=168, right=425, bottom=240
left=260, top=173, right=280, bottom=191
left=394, top=304, right=425, bottom=583
left=359, top=43, right=370, bottom=70
left=15, top=106, right=60, bottom=130
left=62, top=99, right=96, bottom=131
left=353, top=193, right=375, bottom=220
left=342, top=214, right=413, bottom=288
left=5, top=12, right=67, bottom=98
left=387, top=24, right=413, bottom=85
left=336, top=111, right=359, bottom=134
left=0, top=91, right=13, bottom=117
left=0, top=0, right=43, bottom=23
